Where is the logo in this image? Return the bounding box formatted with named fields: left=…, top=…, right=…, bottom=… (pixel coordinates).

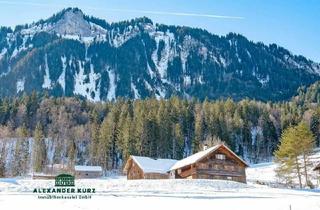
left=55, top=174, right=75, bottom=187
left=33, top=174, right=96, bottom=199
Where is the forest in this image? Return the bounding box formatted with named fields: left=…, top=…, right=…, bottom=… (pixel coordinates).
left=0, top=81, right=320, bottom=177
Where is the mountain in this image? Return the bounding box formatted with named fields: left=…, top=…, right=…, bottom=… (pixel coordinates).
left=0, top=7, right=319, bottom=101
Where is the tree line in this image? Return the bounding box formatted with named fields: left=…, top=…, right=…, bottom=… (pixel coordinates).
left=0, top=91, right=320, bottom=177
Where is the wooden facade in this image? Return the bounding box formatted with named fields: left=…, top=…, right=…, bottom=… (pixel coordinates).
left=74, top=166, right=103, bottom=179
left=170, top=145, right=248, bottom=183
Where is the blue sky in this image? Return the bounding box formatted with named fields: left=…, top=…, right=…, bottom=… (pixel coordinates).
left=0, top=0, right=319, bottom=62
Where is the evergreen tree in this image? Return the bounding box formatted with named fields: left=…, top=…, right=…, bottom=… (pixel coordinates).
left=193, top=104, right=204, bottom=153
left=0, top=146, right=6, bottom=177
left=32, top=123, right=46, bottom=173
left=274, top=122, right=315, bottom=188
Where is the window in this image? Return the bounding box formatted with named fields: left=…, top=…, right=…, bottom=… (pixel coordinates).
left=215, top=154, right=226, bottom=160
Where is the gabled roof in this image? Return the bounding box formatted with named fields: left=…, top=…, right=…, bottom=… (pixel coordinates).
left=74, top=165, right=102, bottom=172
left=170, top=144, right=248, bottom=171
left=125, top=156, right=177, bottom=174
left=314, top=162, right=320, bottom=171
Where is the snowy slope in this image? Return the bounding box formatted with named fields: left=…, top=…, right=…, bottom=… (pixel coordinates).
left=247, top=148, right=320, bottom=187
left=0, top=178, right=319, bottom=210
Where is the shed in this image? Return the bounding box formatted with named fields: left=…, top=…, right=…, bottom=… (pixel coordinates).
left=123, top=156, right=177, bottom=179
left=74, top=165, right=103, bottom=178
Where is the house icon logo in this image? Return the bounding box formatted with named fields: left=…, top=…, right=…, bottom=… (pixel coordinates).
left=55, top=174, right=75, bottom=187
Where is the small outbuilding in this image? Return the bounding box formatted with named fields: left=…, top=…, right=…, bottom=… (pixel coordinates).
left=170, top=144, right=249, bottom=183
left=74, top=165, right=103, bottom=179
left=123, top=156, right=177, bottom=179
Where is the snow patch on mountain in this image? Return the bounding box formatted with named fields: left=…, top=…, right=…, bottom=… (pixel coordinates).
left=131, top=81, right=140, bottom=99
left=111, top=25, right=140, bottom=47
left=49, top=9, right=105, bottom=37
left=73, top=61, right=101, bottom=102
left=42, top=54, right=52, bottom=89
left=184, top=75, right=191, bottom=86
left=106, top=67, right=116, bottom=101
left=16, top=78, right=25, bottom=93
left=0, top=48, right=7, bottom=60
left=151, top=31, right=175, bottom=79
left=58, top=56, right=67, bottom=93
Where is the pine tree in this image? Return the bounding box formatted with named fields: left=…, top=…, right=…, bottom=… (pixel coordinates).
left=89, top=109, right=100, bottom=165
left=0, top=146, right=6, bottom=177
left=295, top=122, right=315, bottom=187
left=274, top=122, right=315, bottom=188
left=67, top=138, right=76, bottom=169
left=98, top=112, right=115, bottom=170
left=33, top=123, right=46, bottom=173
left=193, top=104, right=204, bottom=153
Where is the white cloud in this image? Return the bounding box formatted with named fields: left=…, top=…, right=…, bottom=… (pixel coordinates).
left=0, top=0, right=244, bottom=20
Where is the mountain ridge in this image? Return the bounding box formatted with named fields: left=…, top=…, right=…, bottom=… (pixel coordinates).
left=0, top=7, right=319, bottom=101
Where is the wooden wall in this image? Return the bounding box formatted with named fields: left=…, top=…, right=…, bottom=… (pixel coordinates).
left=126, top=159, right=170, bottom=179
left=127, top=160, right=144, bottom=179
left=74, top=171, right=102, bottom=179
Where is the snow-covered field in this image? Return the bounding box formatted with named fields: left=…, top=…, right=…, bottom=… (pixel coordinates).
left=0, top=176, right=319, bottom=210
left=1, top=149, right=319, bottom=210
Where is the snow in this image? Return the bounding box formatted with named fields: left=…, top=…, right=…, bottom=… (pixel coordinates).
left=170, top=145, right=220, bottom=170
left=150, top=30, right=175, bottom=79
left=251, top=126, right=262, bottom=146
left=144, top=80, right=153, bottom=91
left=74, top=165, right=102, bottom=172
left=131, top=81, right=140, bottom=99
left=155, top=86, right=166, bottom=99
left=0, top=178, right=319, bottom=210
left=42, top=54, right=52, bottom=89
left=16, top=78, right=25, bottom=93
left=0, top=48, right=7, bottom=60
left=247, top=149, right=320, bottom=187
left=130, top=156, right=177, bottom=174
left=111, top=26, right=140, bottom=47
left=73, top=61, right=101, bottom=102
left=183, top=75, right=191, bottom=86
left=106, top=67, right=116, bottom=101
left=58, top=56, right=67, bottom=93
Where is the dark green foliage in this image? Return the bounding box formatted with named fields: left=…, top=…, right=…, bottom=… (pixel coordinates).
left=0, top=90, right=318, bottom=175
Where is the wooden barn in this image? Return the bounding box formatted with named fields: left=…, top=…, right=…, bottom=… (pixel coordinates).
left=74, top=165, right=103, bottom=179
left=123, top=156, right=177, bottom=179
left=169, top=144, right=248, bottom=183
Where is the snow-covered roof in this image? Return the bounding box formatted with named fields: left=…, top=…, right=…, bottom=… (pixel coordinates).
left=170, top=145, right=220, bottom=170
left=129, top=156, right=177, bottom=174
left=170, top=144, right=248, bottom=170
left=74, top=165, right=102, bottom=172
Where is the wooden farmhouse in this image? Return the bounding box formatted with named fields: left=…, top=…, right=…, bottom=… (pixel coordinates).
left=74, top=165, right=103, bottom=178
left=123, top=156, right=177, bottom=179
left=124, top=144, right=248, bottom=183
left=169, top=144, right=248, bottom=183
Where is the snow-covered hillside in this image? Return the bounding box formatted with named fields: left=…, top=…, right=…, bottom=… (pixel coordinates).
left=0, top=178, right=319, bottom=210
left=247, top=148, right=320, bottom=187
left=0, top=8, right=320, bottom=101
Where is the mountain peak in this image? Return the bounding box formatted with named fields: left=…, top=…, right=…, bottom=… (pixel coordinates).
left=37, top=7, right=106, bottom=37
